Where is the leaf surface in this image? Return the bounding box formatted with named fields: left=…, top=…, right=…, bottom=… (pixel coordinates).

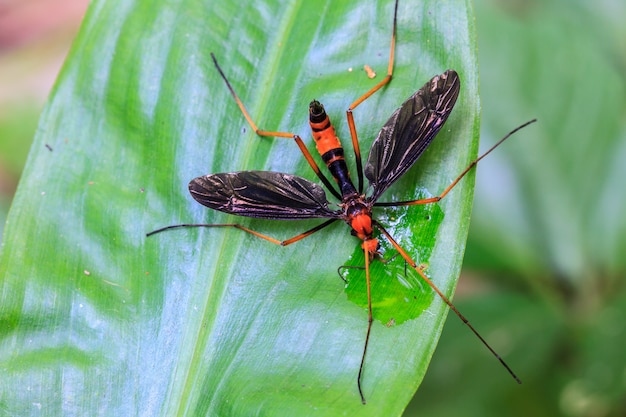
left=0, top=0, right=478, bottom=415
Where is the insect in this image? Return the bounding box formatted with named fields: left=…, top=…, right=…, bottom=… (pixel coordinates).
left=148, top=0, right=536, bottom=404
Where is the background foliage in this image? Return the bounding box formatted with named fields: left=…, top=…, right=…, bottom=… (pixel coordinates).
left=407, top=0, right=626, bottom=416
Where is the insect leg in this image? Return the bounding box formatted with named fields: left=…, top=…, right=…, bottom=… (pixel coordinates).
left=347, top=0, right=399, bottom=193
left=348, top=0, right=398, bottom=112
left=357, top=241, right=374, bottom=404
left=147, top=218, right=338, bottom=247
left=211, top=53, right=341, bottom=200
left=374, top=221, right=521, bottom=383
left=374, top=119, right=537, bottom=207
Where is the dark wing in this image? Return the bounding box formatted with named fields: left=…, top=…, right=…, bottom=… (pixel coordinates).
left=189, top=171, right=340, bottom=220
left=364, top=70, right=460, bottom=202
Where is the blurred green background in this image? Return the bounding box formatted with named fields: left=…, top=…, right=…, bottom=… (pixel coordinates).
left=408, top=0, right=626, bottom=416
left=0, top=0, right=624, bottom=416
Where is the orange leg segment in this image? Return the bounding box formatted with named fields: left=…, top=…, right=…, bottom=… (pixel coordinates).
left=147, top=219, right=338, bottom=246
left=357, top=241, right=374, bottom=404
left=210, top=53, right=342, bottom=200
left=346, top=0, right=399, bottom=193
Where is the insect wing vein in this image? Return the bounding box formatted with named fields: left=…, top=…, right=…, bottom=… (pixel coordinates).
left=365, top=70, right=460, bottom=202
left=189, top=171, right=340, bottom=220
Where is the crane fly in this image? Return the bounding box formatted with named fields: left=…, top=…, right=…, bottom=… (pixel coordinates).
left=148, top=0, right=536, bottom=404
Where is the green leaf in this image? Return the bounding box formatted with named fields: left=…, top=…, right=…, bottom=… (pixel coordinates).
left=0, top=0, right=478, bottom=415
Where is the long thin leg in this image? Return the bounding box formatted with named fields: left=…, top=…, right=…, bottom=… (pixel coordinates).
left=374, top=221, right=521, bottom=384
left=210, top=53, right=341, bottom=200
left=357, top=242, right=374, bottom=404
left=374, top=119, right=537, bottom=207
left=147, top=218, right=338, bottom=246
left=347, top=0, right=399, bottom=193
